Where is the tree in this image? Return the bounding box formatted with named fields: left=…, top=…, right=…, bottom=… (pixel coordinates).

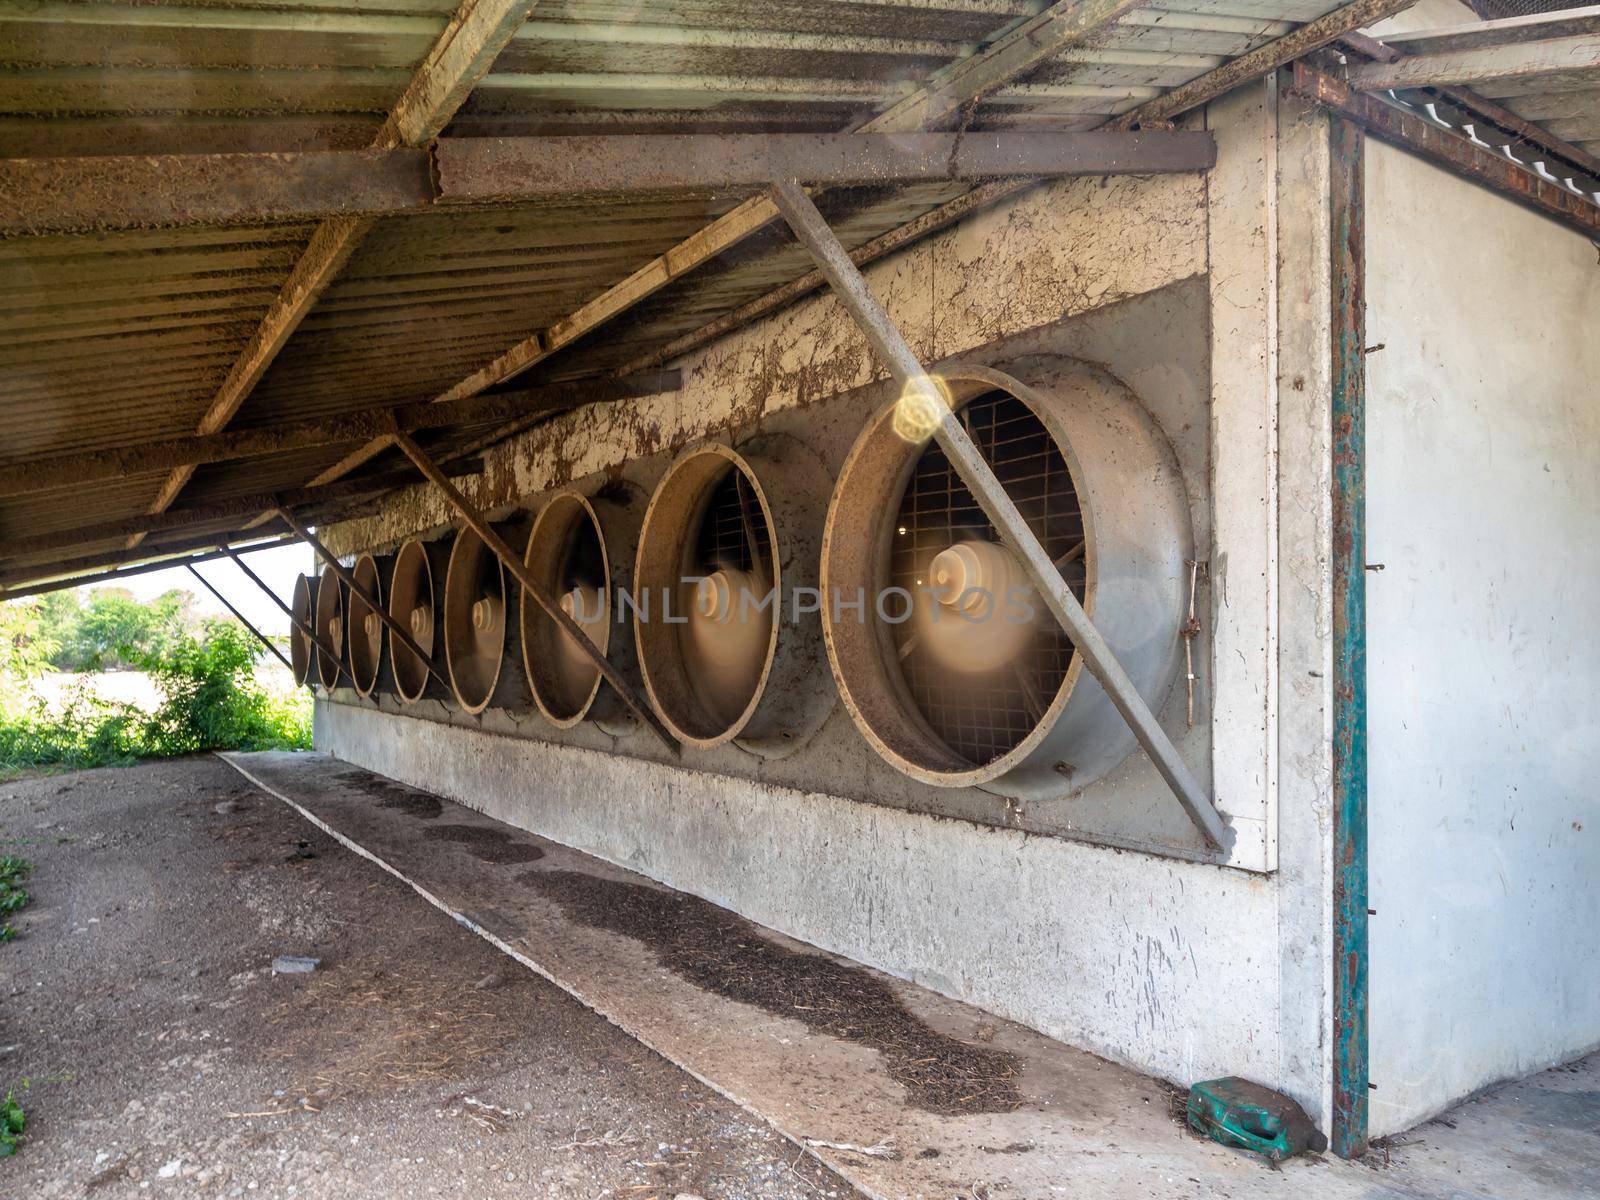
left=61, top=587, right=194, bottom=670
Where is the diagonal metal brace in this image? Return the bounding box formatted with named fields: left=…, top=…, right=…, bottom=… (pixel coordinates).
left=769, top=177, right=1229, bottom=851
left=186, top=564, right=293, bottom=673
left=272, top=506, right=451, bottom=691
left=387, top=430, right=681, bottom=756
left=220, top=544, right=348, bottom=684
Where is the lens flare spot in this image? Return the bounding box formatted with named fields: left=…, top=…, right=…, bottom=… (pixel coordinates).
left=893, top=374, right=951, bottom=443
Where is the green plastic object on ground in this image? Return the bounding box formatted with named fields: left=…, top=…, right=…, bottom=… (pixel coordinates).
left=1186, top=1076, right=1328, bottom=1161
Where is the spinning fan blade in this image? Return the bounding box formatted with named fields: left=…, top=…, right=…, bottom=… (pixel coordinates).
left=906, top=538, right=1038, bottom=675
left=821, top=363, right=1194, bottom=798
left=347, top=552, right=397, bottom=699
left=444, top=519, right=532, bottom=715
left=634, top=438, right=832, bottom=755
left=387, top=537, right=449, bottom=704
left=522, top=488, right=644, bottom=729
left=681, top=565, right=772, bottom=726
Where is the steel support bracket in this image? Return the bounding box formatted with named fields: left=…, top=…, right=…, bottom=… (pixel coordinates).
left=769, top=177, right=1230, bottom=852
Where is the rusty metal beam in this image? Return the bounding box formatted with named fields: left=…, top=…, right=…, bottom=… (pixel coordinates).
left=271, top=506, right=450, bottom=690
left=0, top=132, right=1214, bottom=236
left=1337, top=30, right=1600, bottom=183
left=286, top=0, right=1162, bottom=490
left=0, top=459, right=482, bottom=559
left=1289, top=63, right=1600, bottom=238
left=769, top=177, right=1229, bottom=852
left=0, top=533, right=298, bottom=596
left=0, top=372, right=674, bottom=498
left=388, top=429, right=680, bottom=754
left=426, top=0, right=1152, bottom=407
left=185, top=564, right=294, bottom=673
left=0, top=149, right=432, bottom=237
left=1108, top=0, right=1419, bottom=128
left=131, top=0, right=541, bottom=543
left=433, top=130, right=1216, bottom=203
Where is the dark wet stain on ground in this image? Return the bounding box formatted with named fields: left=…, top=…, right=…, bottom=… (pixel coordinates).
left=323, top=766, right=444, bottom=820
left=424, top=824, right=544, bottom=864
left=524, top=869, right=1022, bottom=1116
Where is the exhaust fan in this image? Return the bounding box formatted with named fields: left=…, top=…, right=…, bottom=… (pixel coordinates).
left=633, top=438, right=832, bottom=756
left=346, top=552, right=396, bottom=699
left=313, top=563, right=346, bottom=692
left=444, top=518, right=532, bottom=714
left=822, top=362, right=1192, bottom=798
left=521, top=483, right=645, bottom=733
left=290, top=572, right=318, bottom=689
left=387, top=537, right=450, bottom=705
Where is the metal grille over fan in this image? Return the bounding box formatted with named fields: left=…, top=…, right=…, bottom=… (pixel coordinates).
left=290, top=573, right=318, bottom=689
left=444, top=518, right=532, bottom=715
left=633, top=438, right=833, bottom=756
left=387, top=537, right=450, bottom=705
left=521, top=484, right=645, bottom=732
left=821, top=361, right=1192, bottom=798
left=313, top=563, right=345, bottom=692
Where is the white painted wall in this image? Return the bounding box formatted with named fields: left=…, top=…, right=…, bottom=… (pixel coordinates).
left=1365, top=139, right=1600, bottom=1136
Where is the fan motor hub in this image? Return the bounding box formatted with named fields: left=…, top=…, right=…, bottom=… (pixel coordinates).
left=409, top=603, right=430, bottom=637
left=694, top=568, right=758, bottom=623
left=930, top=541, right=1015, bottom=614
left=471, top=595, right=502, bottom=634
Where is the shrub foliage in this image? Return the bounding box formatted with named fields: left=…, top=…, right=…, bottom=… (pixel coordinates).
left=1, top=596, right=309, bottom=777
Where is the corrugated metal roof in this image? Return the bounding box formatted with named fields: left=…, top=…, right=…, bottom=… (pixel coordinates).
left=1380, top=6, right=1600, bottom=163
left=9, top=0, right=1588, bottom=590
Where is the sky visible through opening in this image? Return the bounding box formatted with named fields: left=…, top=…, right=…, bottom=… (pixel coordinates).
left=79, top=543, right=313, bottom=638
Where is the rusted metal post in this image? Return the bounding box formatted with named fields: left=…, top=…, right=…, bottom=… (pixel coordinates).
left=387, top=429, right=680, bottom=755
left=185, top=565, right=293, bottom=673
left=219, top=546, right=346, bottom=678
left=271, top=507, right=451, bottom=691
left=1329, top=116, right=1370, bottom=1161
left=769, top=177, right=1228, bottom=851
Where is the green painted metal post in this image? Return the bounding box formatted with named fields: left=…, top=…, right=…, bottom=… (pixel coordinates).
left=1329, top=115, right=1369, bottom=1160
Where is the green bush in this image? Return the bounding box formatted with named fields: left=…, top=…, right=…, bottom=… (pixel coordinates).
left=0, top=609, right=309, bottom=779
left=140, top=620, right=308, bottom=756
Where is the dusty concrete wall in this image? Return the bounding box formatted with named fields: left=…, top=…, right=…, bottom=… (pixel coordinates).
left=1365, top=140, right=1600, bottom=1135
left=320, top=84, right=1338, bottom=1123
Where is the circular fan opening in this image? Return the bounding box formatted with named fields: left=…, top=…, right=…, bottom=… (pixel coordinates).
left=314, top=563, right=344, bottom=691
left=523, top=492, right=611, bottom=727
left=635, top=446, right=779, bottom=748
left=388, top=539, right=437, bottom=704
left=290, top=573, right=316, bottom=688
left=888, top=388, right=1086, bottom=768
left=347, top=554, right=384, bottom=697
left=444, top=526, right=509, bottom=715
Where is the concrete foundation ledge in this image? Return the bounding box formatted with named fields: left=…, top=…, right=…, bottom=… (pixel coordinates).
left=312, top=700, right=1293, bottom=1105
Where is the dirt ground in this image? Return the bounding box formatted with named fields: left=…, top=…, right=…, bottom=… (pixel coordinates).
left=0, top=756, right=856, bottom=1199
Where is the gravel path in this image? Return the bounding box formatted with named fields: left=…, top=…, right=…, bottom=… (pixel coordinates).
left=0, top=756, right=856, bottom=1200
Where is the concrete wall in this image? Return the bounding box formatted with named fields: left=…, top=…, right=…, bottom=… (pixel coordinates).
left=1365, top=139, right=1600, bottom=1135
left=320, top=84, right=1340, bottom=1125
